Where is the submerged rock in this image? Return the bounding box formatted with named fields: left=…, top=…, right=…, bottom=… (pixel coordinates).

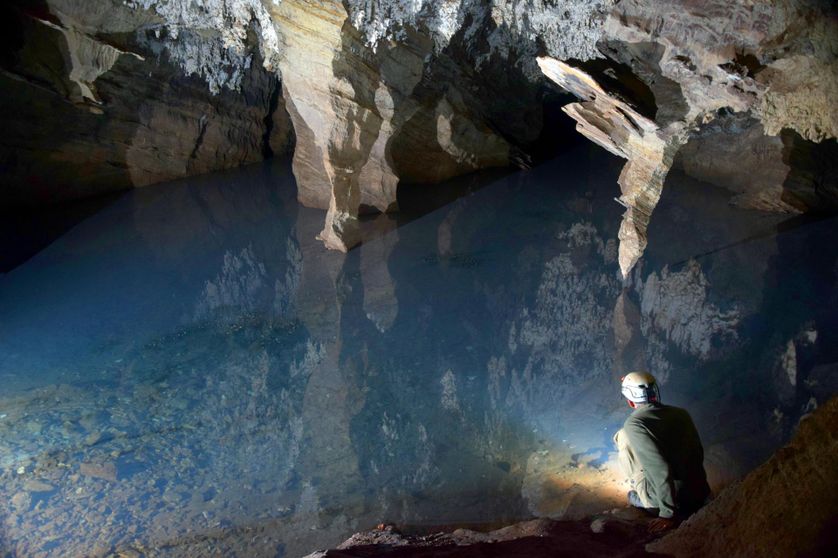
left=23, top=479, right=55, bottom=492
left=11, top=491, right=31, bottom=511
left=80, top=461, right=118, bottom=482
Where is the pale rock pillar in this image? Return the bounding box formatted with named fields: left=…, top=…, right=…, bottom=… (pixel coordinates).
left=537, top=57, right=688, bottom=278
left=273, top=0, right=376, bottom=252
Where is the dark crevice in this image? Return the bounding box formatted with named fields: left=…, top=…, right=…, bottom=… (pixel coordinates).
left=566, top=56, right=658, bottom=121
left=594, top=39, right=690, bottom=126
left=525, top=86, right=586, bottom=164
left=262, top=78, right=281, bottom=159
left=780, top=130, right=838, bottom=212
left=189, top=115, right=208, bottom=161
left=0, top=3, right=28, bottom=69
left=396, top=166, right=516, bottom=221
left=616, top=106, right=642, bottom=133
left=734, top=52, right=765, bottom=78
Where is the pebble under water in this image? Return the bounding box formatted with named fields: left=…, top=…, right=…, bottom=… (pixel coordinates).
left=1, top=145, right=837, bottom=557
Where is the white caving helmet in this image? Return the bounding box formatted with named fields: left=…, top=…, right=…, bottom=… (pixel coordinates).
left=621, top=371, right=660, bottom=404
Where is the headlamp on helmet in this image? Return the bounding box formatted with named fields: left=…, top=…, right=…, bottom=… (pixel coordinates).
left=620, top=371, right=660, bottom=404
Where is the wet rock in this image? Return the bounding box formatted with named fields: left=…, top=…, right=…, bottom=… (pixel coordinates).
left=316, top=515, right=657, bottom=556
left=11, top=491, right=31, bottom=510
left=23, top=479, right=55, bottom=492
left=80, top=461, right=118, bottom=482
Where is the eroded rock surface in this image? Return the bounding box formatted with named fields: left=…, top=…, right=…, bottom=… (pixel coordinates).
left=272, top=0, right=560, bottom=251
left=647, top=395, right=838, bottom=558
left=675, top=115, right=798, bottom=213
left=304, top=513, right=658, bottom=557
left=2, top=0, right=837, bottom=257
left=1, top=0, right=292, bottom=207
left=538, top=0, right=838, bottom=276
left=537, top=58, right=685, bottom=278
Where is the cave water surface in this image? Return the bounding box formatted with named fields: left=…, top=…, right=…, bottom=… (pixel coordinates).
left=1, top=145, right=837, bottom=557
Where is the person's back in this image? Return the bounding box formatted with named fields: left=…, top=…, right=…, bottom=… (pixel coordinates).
left=623, top=402, right=710, bottom=516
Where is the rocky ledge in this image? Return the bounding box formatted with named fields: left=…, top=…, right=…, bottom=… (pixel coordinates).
left=303, top=512, right=658, bottom=558
left=305, top=396, right=838, bottom=557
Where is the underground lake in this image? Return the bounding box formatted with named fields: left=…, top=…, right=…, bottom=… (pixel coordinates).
left=2, top=145, right=836, bottom=556
left=2, top=1, right=838, bottom=555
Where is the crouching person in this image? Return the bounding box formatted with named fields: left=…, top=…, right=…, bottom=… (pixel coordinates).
left=615, top=372, right=711, bottom=533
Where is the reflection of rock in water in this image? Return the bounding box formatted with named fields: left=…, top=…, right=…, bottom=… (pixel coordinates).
left=501, top=221, right=620, bottom=428
left=195, top=246, right=270, bottom=319
left=612, top=290, right=646, bottom=373
left=361, top=216, right=400, bottom=332
left=638, top=260, right=740, bottom=362
left=195, top=234, right=303, bottom=327
left=2, top=150, right=837, bottom=556
left=477, top=219, right=625, bottom=519
left=275, top=237, right=303, bottom=322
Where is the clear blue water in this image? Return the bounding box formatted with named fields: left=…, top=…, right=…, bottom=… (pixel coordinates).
left=1, top=146, right=836, bottom=556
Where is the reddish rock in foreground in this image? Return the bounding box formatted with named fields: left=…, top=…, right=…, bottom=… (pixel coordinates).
left=647, top=396, right=838, bottom=557
left=304, top=510, right=665, bottom=557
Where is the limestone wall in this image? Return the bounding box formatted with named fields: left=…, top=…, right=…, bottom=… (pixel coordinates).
left=2, top=0, right=836, bottom=262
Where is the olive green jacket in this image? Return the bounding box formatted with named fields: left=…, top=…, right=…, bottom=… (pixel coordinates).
left=623, top=403, right=711, bottom=518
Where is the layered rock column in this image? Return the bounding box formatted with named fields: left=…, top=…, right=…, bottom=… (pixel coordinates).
left=272, top=0, right=512, bottom=252
left=537, top=58, right=688, bottom=278
left=539, top=0, right=838, bottom=277
left=273, top=0, right=370, bottom=251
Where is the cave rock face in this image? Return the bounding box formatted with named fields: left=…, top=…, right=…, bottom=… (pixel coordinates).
left=2, top=0, right=836, bottom=262
left=271, top=0, right=584, bottom=251
left=273, top=0, right=614, bottom=251
left=272, top=0, right=512, bottom=250
left=648, top=396, right=838, bottom=557
left=1, top=0, right=293, bottom=206
left=536, top=58, right=685, bottom=278
left=537, top=0, right=837, bottom=275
